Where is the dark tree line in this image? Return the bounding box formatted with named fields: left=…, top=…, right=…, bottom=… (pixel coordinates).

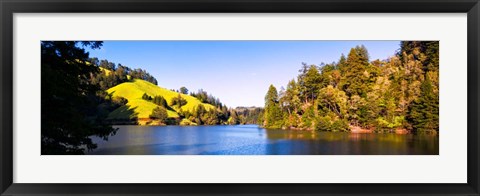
left=189, top=89, right=224, bottom=108
left=88, top=58, right=158, bottom=91
left=41, top=41, right=118, bottom=154
left=235, top=107, right=264, bottom=124
left=178, top=104, right=262, bottom=126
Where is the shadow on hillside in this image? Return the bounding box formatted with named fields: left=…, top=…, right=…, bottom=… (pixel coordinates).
left=106, top=105, right=139, bottom=125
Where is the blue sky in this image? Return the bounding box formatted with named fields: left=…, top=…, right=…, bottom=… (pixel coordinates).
left=86, top=41, right=400, bottom=107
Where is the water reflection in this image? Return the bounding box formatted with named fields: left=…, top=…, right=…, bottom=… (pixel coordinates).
left=88, top=125, right=438, bottom=155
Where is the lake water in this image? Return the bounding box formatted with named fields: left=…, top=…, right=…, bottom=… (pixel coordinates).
left=88, top=125, right=438, bottom=155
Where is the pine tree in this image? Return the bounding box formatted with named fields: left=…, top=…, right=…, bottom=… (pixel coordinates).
left=303, top=65, right=323, bottom=102
left=407, top=78, right=439, bottom=132
left=263, top=85, right=284, bottom=128
left=425, top=41, right=439, bottom=73
left=260, top=42, right=439, bottom=132
left=297, top=65, right=322, bottom=103
left=337, top=54, right=348, bottom=74
left=280, top=79, right=301, bottom=115
left=340, top=46, right=371, bottom=97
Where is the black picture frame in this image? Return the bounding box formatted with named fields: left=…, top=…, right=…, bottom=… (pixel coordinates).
left=1, top=0, right=479, bottom=195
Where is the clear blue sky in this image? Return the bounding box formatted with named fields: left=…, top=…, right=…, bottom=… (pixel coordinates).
left=86, top=41, right=400, bottom=107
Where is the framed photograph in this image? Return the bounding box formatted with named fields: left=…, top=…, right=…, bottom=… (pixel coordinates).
left=1, top=0, right=479, bottom=195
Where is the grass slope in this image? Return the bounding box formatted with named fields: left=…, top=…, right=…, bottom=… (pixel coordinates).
left=107, top=79, right=215, bottom=119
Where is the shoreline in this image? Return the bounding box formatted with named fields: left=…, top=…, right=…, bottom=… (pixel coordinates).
left=108, top=123, right=438, bottom=135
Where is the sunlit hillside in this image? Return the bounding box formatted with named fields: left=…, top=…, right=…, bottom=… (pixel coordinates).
left=106, top=79, right=215, bottom=119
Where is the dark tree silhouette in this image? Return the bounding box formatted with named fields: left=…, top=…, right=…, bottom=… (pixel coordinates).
left=41, top=41, right=116, bottom=154
left=179, top=86, right=189, bottom=94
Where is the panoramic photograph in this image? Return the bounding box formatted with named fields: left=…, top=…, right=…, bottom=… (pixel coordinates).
left=41, top=40, right=439, bottom=155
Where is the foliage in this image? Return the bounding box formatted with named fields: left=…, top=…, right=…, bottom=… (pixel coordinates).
left=106, top=79, right=216, bottom=119
left=149, top=106, right=169, bottom=124
left=106, top=79, right=242, bottom=126
left=41, top=41, right=117, bottom=154
left=152, top=95, right=168, bottom=108
left=315, top=115, right=349, bottom=132
left=263, top=85, right=284, bottom=129
left=261, top=42, right=439, bottom=133
left=171, top=94, right=188, bottom=107
left=142, top=93, right=152, bottom=101
left=190, top=89, right=224, bottom=108
left=88, top=58, right=158, bottom=90
left=407, top=78, right=439, bottom=132
left=340, top=45, right=373, bottom=97
left=300, top=65, right=323, bottom=102
left=179, top=86, right=189, bottom=94
left=234, top=107, right=264, bottom=124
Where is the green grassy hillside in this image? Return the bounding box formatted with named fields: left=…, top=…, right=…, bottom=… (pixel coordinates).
left=106, top=79, right=215, bottom=119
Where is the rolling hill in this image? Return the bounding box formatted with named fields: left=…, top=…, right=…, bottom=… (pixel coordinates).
left=106, top=79, right=216, bottom=120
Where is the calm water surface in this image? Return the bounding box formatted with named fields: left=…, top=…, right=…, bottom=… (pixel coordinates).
left=88, top=125, right=438, bottom=155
